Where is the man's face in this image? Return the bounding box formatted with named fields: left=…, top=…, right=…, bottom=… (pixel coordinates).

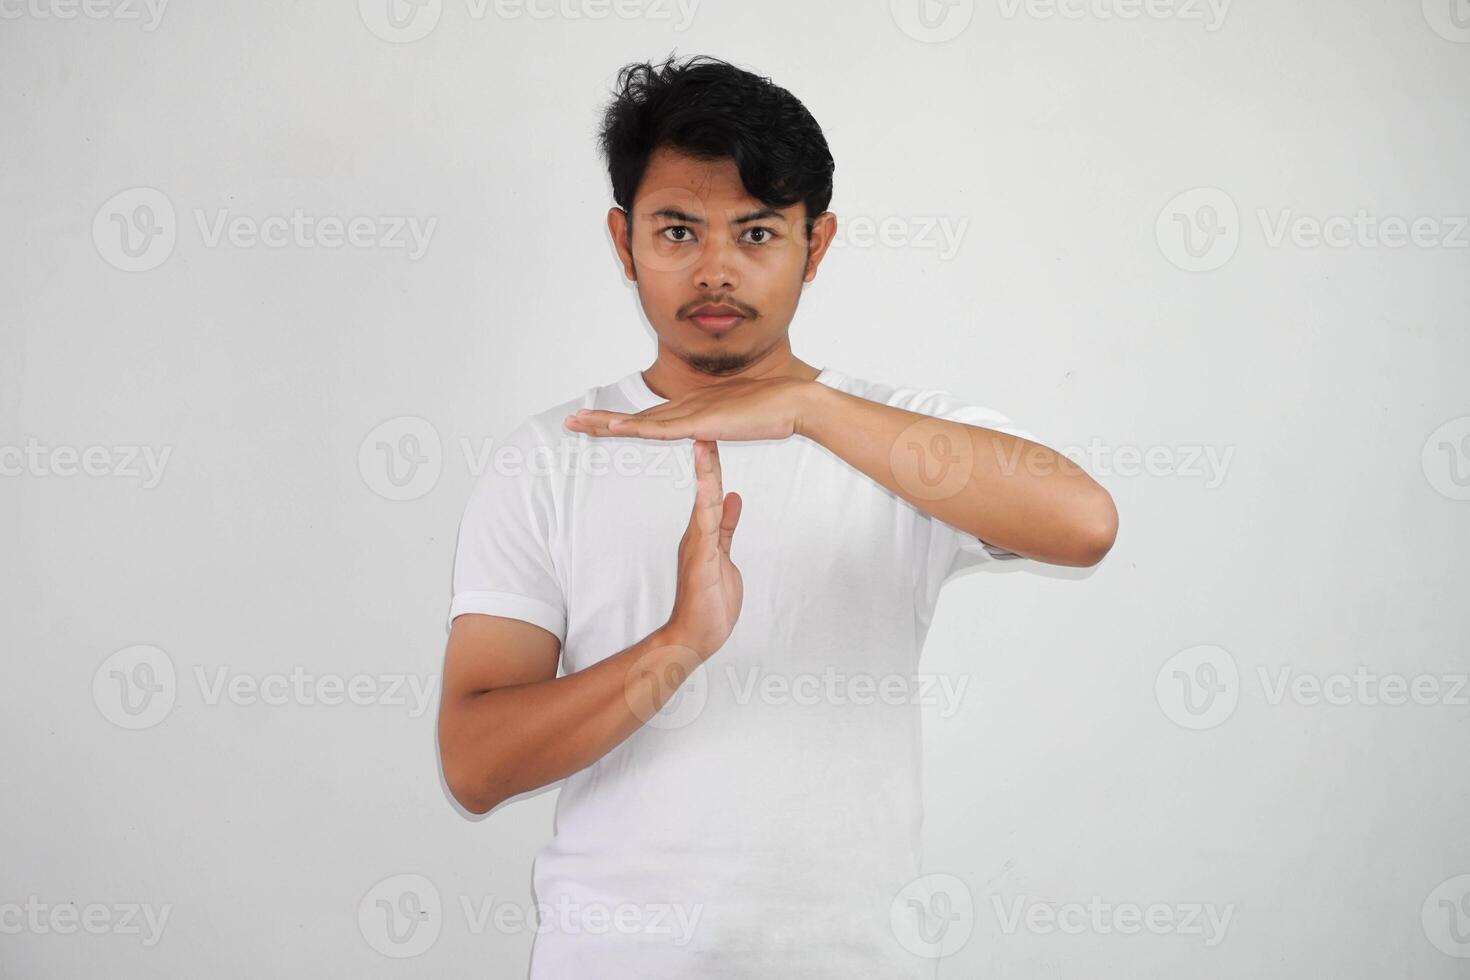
left=608, top=145, right=835, bottom=376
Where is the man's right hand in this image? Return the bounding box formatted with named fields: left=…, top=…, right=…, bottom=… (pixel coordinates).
left=440, top=439, right=747, bottom=813
left=665, top=438, right=743, bottom=660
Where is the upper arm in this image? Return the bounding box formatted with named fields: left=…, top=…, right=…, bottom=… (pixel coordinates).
left=898, top=387, right=1042, bottom=579
left=437, top=613, right=560, bottom=812
left=438, top=417, right=568, bottom=805
left=442, top=613, right=561, bottom=705
left=446, top=417, right=569, bottom=641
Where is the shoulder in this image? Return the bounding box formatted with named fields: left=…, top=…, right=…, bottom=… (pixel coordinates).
left=820, top=368, right=977, bottom=417
left=822, top=368, right=1039, bottom=442
left=502, top=374, right=631, bottom=448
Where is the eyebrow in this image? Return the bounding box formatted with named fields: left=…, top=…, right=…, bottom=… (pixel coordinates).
left=647, top=207, right=781, bottom=225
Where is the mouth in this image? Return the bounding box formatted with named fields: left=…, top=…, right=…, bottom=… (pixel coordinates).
left=690, top=313, right=744, bottom=333
left=688, top=306, right=747, bottom=334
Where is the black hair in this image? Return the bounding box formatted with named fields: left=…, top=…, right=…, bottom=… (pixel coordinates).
left=596, top=53, right=835, bottom=240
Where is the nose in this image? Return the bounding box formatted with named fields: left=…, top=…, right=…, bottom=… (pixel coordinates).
left=693, top=235, right=738, bottom=292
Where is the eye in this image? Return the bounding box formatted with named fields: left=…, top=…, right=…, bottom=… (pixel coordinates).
left=742, top=227, right=777, bottom=245
left=659, top=225, right=695, bottom=243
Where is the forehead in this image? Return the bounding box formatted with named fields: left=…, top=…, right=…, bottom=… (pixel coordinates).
left=633, top=146, right=798, bottom=218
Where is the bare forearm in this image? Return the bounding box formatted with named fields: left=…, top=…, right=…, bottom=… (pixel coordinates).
left=796, top=382, right=1117, bottom=566
left=448, top=625, right=697, bottom=812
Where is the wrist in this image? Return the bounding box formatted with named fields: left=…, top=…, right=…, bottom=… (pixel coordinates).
left=794, top=378, right=837, bottom=443
left=653, top=619, right=722, bottom=664
left=652, top=620, right=697, bottom=654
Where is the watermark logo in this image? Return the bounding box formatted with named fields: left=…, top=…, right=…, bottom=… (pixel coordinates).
left=1157, top=187, right=1239, bottom=272
left=725, top=666, right=971, bottom=718
left=995, top=0, right=1230, bottom=30
left=1160, top=188, right=1468, bottom=271
left=359, top=874, right=442, bottom=957
left=0, top=0, right=169, bottom=29
left=1423, top=874, right=1470, bottom=957
left=827, top=214, right=971, bottom=260
left=359, top=424, right=708, bottom=501
left=890, top=872, right=975, bottom=957
left=193, top=667, right=439, bottom=717
left=1258, top=666, right=1468, bottom=708
left=359, top=416, right=443, bottom=501
left=359, top=875, right=705, bottom=950
left=994, top=438, right=1236, bottom=489
left=93, top=187, right=176, bottom=272
left=461, top=893, right=705, bottom=942
left=359, top=0, right=699, bottom=42
left=623, top=643, right=707, bottom=730
left=891, top=415, right=976, bottom=502
left=1155, top=644, right=1239, bottom=730
left=93, top=644, right=177, bottom=730
left=0, top=439, right=172, bottom=487
left=93, top=188, right=436, bottom=271
left=1422, top=0, right=1470, bottom=42
left=993, top=895, right=1234, bottom=946
left=890, top=0, right=975, bottom=42
left=1422, top=416, right=1470, bottom=501
left=93, top=646, right=438, bottom=728
left=1257, top=209, right=1468, bottom=250
left=0, top=896, right=172, bottom=946
left=1158, top=648, right=1468, bottom=728
left=358, top=0, right=443, bottom=41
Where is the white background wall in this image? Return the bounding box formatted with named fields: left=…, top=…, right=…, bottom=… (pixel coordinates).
left=3, top=0, right=1468, bottom=976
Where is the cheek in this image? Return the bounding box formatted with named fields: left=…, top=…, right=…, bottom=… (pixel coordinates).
left=750, top=249, right=810, bottom=298
left=629, top=231, right=704, bottom=279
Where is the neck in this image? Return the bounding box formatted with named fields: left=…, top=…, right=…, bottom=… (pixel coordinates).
left=641, top=341, right=820, bottom=402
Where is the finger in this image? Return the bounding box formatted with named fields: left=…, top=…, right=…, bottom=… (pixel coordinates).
left=573, top=408, right=634, bottom=424
left=686, top=441, right=711, bottom=538
left=564, top=409, right=640, bottom=437
left=719, top=490, right=742, bottom=555
left=706, top=438, right=724, bottom=502
left=573, top=404, right=680, bottom=430
left=693, top=439, right=724, bottom=542
left=609, top=415, right=690, bottom=440
left=625, top=404, right=681, bottom=421
left=564, top=411, right=627, bottom=436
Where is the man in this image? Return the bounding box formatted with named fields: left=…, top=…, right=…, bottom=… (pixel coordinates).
left=438, top=54, right=1117, bottom=977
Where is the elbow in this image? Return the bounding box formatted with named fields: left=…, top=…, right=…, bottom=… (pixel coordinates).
left=440, top=719, right=506, bottom=815
left=1073, top=490, right=1119, bottom=567
left=443, top=756, right=494, bottom=814
left=1042, top=487, right=1117, bottom=567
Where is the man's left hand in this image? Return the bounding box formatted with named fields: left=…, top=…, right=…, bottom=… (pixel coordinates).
left=562, top=376, right=817, bottom=442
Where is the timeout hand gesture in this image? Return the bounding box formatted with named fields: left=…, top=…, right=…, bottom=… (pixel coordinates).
left=562, top=375, right=813, bottom=443
left=665, top=439, right=743, bottom=659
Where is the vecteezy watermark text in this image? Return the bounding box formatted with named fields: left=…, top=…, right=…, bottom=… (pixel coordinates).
left=94, top=187, right=437, bottom=272
left=995, top=0, right=1229, bottom=30
left=992, top=894, right=1235, bottom=946
left=358, top=874, right=704, bottom=958
left=1158, top=187, right=1470, bottom=272
left=1156, top=644, right=1470, bottom=730
left=0, top=897, right=172, bottom=946
left=0, top=0, right=168, bottom=29
left=0, top=439, right=171, bottom=488
left=357, top=0, right=701, bottom=43
left=724, top=665, right=971, bottom=718
left=92, top=645, right=439, bottom=729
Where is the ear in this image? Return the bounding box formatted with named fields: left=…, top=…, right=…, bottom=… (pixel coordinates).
left=802, top=211, right=838, bottom=283
left=607, top=207, right=636, bottom=281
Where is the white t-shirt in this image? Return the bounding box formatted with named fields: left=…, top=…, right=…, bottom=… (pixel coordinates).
left=448, top=366, right=1038, bottom=978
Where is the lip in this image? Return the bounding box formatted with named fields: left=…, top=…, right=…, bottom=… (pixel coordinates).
left=690, top=313, right=745, bottom=333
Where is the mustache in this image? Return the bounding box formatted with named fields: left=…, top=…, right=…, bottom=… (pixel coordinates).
left=679, top=297, right=756, bottom=318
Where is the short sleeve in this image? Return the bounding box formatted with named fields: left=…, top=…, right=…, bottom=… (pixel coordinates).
left=447, top=419, right=567, bottom=643
left=894, top=388, right=1041, bottom=582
